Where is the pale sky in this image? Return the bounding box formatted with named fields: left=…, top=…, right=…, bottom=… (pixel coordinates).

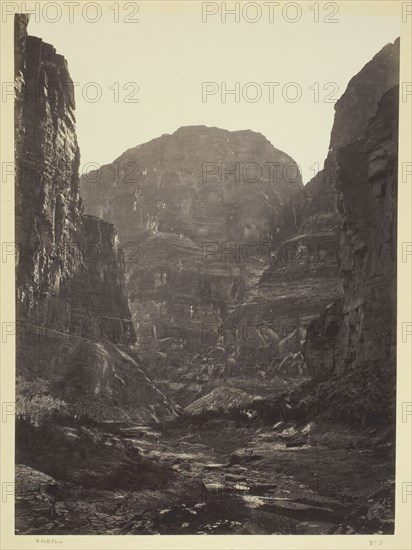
left=28, top=6, right=400, bottom=183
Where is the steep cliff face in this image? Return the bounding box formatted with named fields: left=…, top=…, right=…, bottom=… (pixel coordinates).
left=304, top=86, right=398, bottom=423
left=80, top=127, right=304, bottom=398
left=81, top=126, right=302, bottom=244
left=301, top=41, right=399, bottom=425
left=261, top=38, right=399, bottom=386
left=15, top=15, right=175, bottom=421
left=299, top=39, right=400, bottom=233
left=78, top=36, right=399, bottom=413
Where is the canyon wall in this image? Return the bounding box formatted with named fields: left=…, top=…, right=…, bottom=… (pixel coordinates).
left=263, top=38, right=400, bottom=382
left=15, top=15, right=175, bottom=422
left=303, top=85, right=398, bottom=424
left=299, top=39, right=400, bottom=234
left=79, top=33, right=399, bottom=416
left=80, top=127, right=305, bottom=401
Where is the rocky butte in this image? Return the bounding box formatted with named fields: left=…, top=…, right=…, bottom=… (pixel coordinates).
left=80, top=126, right=307, bottom=402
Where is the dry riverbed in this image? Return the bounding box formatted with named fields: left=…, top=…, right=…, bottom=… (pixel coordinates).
left=15, top=416, right=394, bottom=535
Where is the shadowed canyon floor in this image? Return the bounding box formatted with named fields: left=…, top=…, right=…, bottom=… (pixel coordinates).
left=16, top=413, right=394, bottom=535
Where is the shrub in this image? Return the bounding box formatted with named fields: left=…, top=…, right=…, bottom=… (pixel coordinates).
left=16, top=376, right=68, bottom=426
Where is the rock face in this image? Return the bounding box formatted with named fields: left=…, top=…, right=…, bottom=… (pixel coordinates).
left=80, top=126, right=304, bottom=396
left=301, top=39, right=399, bottom=424
left=79, top=33, right=399, bottom=420
left=15, top=15, right=175, bottom=422
left=15, top=464, right=60, bottom=534
left=304, top=85, right=398, bottom=424
left=81, top=126, right=302, bottom=244
left=262, top=39, right=400, bottom=386
left=299, top=39, right=400, bottom=235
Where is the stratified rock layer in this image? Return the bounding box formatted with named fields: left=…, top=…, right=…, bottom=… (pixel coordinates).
left=15, top=16, right=175, bottom=422
left=81, top=126, right=303, bottom=244
left=304, top=86, right=398, bottom=423
left=79, top=34, right=399, bottom=419
left=80, top=127, right=304, bottom=392
left=263, top=38, right=399, bottom=405
left=300, top=39, right=399, bottom=424
left=299, top=38, right=400, bottom=234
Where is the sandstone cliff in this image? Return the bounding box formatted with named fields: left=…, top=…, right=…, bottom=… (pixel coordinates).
left=15, top=15, right=175, bottom=422
left=299, top=40, right=399, bottom=425
left=299, top=38, right=400, bottom=234
left=303, top=85, right=398, bottom=424
left=81, top=126, right=302, bottom=244
left=80, top=127, right=304, bottom=400
left=263, top=38, right=399, bottom=388
left=78, top=35, right=399, bottom=417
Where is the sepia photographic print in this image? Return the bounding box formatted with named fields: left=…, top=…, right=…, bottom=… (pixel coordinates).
left=1, top=1, right=411, bottom=548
